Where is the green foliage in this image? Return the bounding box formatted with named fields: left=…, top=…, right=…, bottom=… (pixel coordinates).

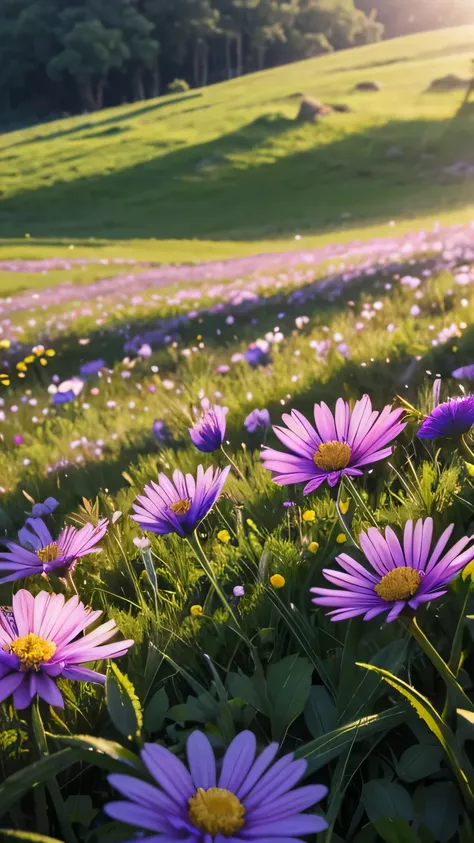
left=167, top=78, right=190, bottom=93
left=106, top=663, right=143, bottom=741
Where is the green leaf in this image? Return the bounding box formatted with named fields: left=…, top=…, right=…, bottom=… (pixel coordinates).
left=295, top=706, right=405, bottom=771
left=362, top=780, right=414, bottom=823
left=304, top=685, right=337, bottom=739
left=396, top=744, right=444, bottom=782
left=227, top=672, right=270, bottom=716
left=457, top=708, right=474, bottom=731
left=0, top=832, right=66, bottom=843
left=106, top=662, right=143, bottom=741
left=414, top=782, right=463, bottom=843
left=0, top=749, right=83, bottom=820
left=144, top=688, right=169, bottom=735
left=267, top=655, right=313, bottom=741
left=372, top=818, right=422, bottom=843
left=64, top=794, right=97, bottom=827
left=50, top=734, right=139, bottom=769
left=357, top=662, right=474, bottom=808
left=168, top=692, right=220, bottom=724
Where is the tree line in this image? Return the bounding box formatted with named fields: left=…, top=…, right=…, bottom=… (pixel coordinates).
left=0, top=0, right=472, bottom=124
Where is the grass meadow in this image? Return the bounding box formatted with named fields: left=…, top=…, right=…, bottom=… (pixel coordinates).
left=1, top=23, right=474, bottom=843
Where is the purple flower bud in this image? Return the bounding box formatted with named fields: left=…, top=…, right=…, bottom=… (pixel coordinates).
left=244, top=408, right=270, bottom=433
left=189, top=405, right=228, bottom=453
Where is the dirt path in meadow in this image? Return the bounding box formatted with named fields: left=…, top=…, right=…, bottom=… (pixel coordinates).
left=1, top=222, right=474, bottom=315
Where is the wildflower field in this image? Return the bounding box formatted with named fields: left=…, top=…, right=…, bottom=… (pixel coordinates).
left=1, top=24, right=474, bottom=843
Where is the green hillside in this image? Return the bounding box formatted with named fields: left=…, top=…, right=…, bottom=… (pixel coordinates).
left=1, top=25, right=474, bottom=265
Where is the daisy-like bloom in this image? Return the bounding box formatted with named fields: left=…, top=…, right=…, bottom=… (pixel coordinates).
left=190, top=405, right=228, bottom=452
left=0, top=516, right=108, bottom=584
left=452, top=365, right=474, bottom=380
left=261, top=395, right=405, bottom=493
left=0, top=590, right=133, bottom=709
left=311, top=517, right=474, bottom=622
left=417, top=396, right=474, bottom=439
left=245, top=408, right=270, bottom=433
left=132, top=465, right=231, bottom=538
left=80, top=358, right=106, bottom=377
left=244, top=344, right=270, bottom=368
left=105, top=729, right=328, bottom=842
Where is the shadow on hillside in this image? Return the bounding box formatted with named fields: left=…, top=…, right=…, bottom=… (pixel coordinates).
left=3, top=252, right=443, bottom=386
left=3, top=93, right=203, bottom=150
left=1, top=111, right=474, bottom=241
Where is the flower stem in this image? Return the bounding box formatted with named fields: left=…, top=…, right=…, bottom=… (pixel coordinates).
left=401, top=616, right=474, bottom=716
left=221, top=444, right=246, bottom=482
left=442, top=580, right=472, bottom=720
left=186, top=533, right=254, bottom=654
left=31, top=701, right=79, bottom=843
left=336, top=482, right=359, bottom=549
left=462, top=434, right=474, bottom=462
left=64, top=571, right=78, bottom=595
left=343, top=476, right=378, bottom=529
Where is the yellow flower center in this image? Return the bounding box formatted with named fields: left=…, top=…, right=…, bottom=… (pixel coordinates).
left=37, top=542, right=60, bottom=564
left=375, top=567, right=421, bottom=602
left=169, top=498, right=192, bottom=516
left=10, top=633, right=57, bottom=671
left=188, top=787, right=245, bottom=837
left=313, top=441, right=352, bottom=472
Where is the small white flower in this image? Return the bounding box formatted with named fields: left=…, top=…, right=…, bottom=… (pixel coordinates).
left=133, top=536, right=151, bottom=550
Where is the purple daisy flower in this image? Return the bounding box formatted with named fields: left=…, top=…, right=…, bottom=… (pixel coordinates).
left=190, top=405, right=228, bottom=453
left=417, top=396, right=474, bottom=439
left=53, top=389, right=76, bottom=405
left=152, top=418, right=170, bottom=442
left=452, top=365, right=474, bottom=380
left=132, top=465, right=231, bottom=538
left=105, top=729, right=328, bottom=841
left=311, top=517, right=474, bottom=622
left=0, top=517, right=108, bottom=583
left=261, top=395, right=405, bottom=493
left=244, top=344, right=270, bottom=368
left=245, top=408, right=270, bottom=433
left=30, top=496, right=59, bottom=517
left=0, top=589, right=133, bottom=709
left=80, top=358, right=106, bottom=376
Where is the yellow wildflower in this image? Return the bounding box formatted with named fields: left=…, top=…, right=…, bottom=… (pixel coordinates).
left=308, top=541, right=319, bottom=554
left=270, top=574, right=286, bottom=589
left=303, top=510, right=315, bottom=522
left=190, top=605, right=203, bottom=617
left=339, top=498, right=351, bottom=515
left=217, top=529, right=231, bottom=544
left=336, top=533, right=347, bottom=544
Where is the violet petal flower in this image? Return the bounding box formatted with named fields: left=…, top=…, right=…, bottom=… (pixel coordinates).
left=105, top=729, right=328, bottom=841
left=53, top=389, right=76, bottom=405
left=189, top=405, right=228, bottom=452
left=0, top=517, right=108, bottom=583
left=417, top=396, right=474, bottom=439
left=0, top=590, right=133, bottom=709
left=31, top=497, right=59, bottom=517
left=80, top=358, right=106, bottom=377
left=245, top=345, right=270, bottom=368
left=311, top=517, right=474, bottom=622
left=152, top=419, right=170, bottom=442
left=452, top=365, right=474, bottom=380
left=261, top=395, right=405, bottom=493
left=132, top=465, right=231, bottom=538
left=245, top=409, right=270, bottom=433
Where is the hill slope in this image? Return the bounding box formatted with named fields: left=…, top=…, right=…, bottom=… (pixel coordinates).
left=1, top=25, right=474, bottom=261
